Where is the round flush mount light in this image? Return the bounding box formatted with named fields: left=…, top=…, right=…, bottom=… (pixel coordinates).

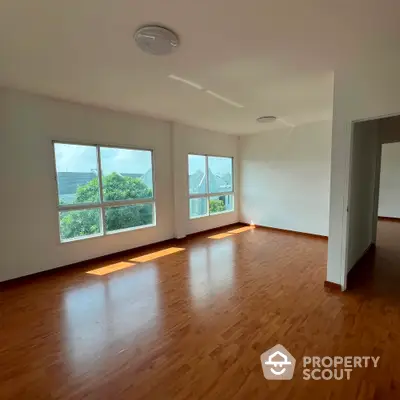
left=134, top=25, right=179, bottom=56
left=257, top=116, right=277, bottom=123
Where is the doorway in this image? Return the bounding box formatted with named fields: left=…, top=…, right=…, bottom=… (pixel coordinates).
left=344, top=115, right=400, bottom=290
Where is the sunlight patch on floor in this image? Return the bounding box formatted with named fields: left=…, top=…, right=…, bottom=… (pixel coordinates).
left=86, top=261, right=136, bottom=276
left=228, top=226, right=255, bottom=234
left=208, top=225, right=255, bottom=240
left=130, top=247, right=185, bottom=263
left=208, top=233, right=233, bottom=240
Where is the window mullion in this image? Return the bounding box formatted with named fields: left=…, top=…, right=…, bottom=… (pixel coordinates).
left=96, top=145, right=107, bottom=235
left=205, top=155, right=210, bottom=215
left=58, top=203, right=101, bottom=212
left=188, top=192, right=233, bottom=199
left=103, top=198, right=155, bottom=207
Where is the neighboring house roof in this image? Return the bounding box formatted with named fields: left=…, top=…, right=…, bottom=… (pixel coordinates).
left=58, top=168, right=229, bottom=197
left=57, top=172, right=96, bottom=195
left=140, top=169, right=153, bottom=189
left=209, top=172, right=232, bottom=193
left=189, top=170, right=207, bottom=194
left=189, top=169, right=232, bottom=194
left=121, top=173, right=143, bottom=179
left=58, top=170, right=152, bottom=196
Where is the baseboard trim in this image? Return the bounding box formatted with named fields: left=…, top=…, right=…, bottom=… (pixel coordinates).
left=324, top=281, right=342, bottom=291
left=378, top=216, right=400, bottom=222
left=253, top=224, right=328, bottom=240
left=0, top=223, right=244, bottom=287
left=185, top=222, right=246, bottom=239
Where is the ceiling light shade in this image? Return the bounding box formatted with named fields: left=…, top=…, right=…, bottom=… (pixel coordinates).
left=257, top=116, right=277, bottom=123
left=134, top=25, right=179, bottom=56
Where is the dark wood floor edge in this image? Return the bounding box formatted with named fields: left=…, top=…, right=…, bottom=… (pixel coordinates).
left=0, top=222, right=245, bottom=288
left=252, top=224, right=328, bottom=240
left=324, top=281, right=342, bottom=291
left=346, top=242, right=376, bottom=285
left=352, top=242, right=376, bottom=270
left=378, top=216, right=400, bottom=222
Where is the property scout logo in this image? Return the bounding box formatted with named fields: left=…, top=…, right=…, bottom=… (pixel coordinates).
left=261, top=344, right=380, bottom=381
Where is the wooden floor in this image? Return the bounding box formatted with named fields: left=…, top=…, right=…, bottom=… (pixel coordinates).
left=1, top=222, right=400, bottom=399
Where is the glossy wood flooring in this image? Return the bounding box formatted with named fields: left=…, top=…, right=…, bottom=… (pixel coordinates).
left=1, top=222, right=400, bottom=399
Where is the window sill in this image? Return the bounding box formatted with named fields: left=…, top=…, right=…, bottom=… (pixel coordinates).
left=105, top=223, right=156, bottom=236
left=60, top=232, right=104, bottom=244
left=189, top=209, right=234, bottom=220
left=210, top=209, right=235, bottom=217
left=60, top=223, right=156, bottom=244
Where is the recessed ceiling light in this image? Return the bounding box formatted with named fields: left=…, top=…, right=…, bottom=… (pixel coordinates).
left=257, top=116, right=277, bottom=123
left=134, top=25, right=179, bottom=56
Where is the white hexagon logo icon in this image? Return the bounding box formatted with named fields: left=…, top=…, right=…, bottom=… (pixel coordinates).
left=260, top=344, right=296, bottom=380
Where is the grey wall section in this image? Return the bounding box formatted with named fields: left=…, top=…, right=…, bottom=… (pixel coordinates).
left=239, top=120, right=332, bottom=236
left=346, top=120, right=380, bottom=274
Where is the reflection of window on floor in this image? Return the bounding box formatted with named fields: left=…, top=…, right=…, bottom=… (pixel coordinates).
left=189, top=241, right=234, bottom=309
left=53, top=142, right=155, bottom=242
left=64, top=267, right=159, bottom=372
left=86, top=248, right=186, bottom=276
left=188, top=154, right=234, bottom=219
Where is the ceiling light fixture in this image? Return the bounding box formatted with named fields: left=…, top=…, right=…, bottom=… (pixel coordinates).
left=134, top=25, right=179, bottom=56
left=257, top=116, right=277, bottom=123
left=168, top=74, right=203, bottom=90
left=205, top=90, right=244, bottom=108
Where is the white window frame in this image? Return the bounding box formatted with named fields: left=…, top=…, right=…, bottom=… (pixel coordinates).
left=53, top=141, right=156, bottom=243
left=188, top=154, right=234, bottom=219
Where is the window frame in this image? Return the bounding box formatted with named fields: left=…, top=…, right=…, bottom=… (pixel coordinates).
left=53, top=140, right=156, bottom=243
left=188, top=153, right=234, bottom=219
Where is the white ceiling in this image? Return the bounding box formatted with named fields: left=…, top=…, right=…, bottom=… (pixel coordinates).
left=0, top=0, right=399, bottom=134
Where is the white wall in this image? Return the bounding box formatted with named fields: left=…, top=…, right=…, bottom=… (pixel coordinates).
left=346, top=120, right=380, bottom=272
left=379, top=143, right=400, bottom=218
left=327, top=54, right=400, bottom=286
left=239, top=120, right=332, bottom=236
left=0, top=88, right=239, bottom=282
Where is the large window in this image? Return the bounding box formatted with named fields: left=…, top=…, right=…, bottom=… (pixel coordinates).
left=54, top=142, right=155, bottom=242
left=188, top=154, right=234, bottom=219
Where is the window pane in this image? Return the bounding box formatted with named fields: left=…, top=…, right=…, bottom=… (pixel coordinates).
left=188, top=155, right=207, bottom=195
left=209, top=195, right=234, bottom=214
left=54, top=143, right=100, bottom=205
left=59, top=208, right=102, bottom=242
left=105, top=203, right=154, bottom=233
left=100, top=147, right=153, bottom=202
left=189, top=197, right=208, bottom=219
left=208, top=156, right=233, bottom=194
